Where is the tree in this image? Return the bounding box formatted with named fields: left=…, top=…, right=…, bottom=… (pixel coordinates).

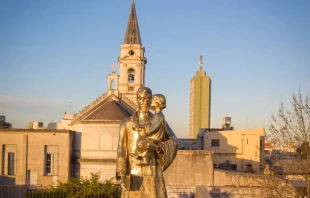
left=227, top=171, right=295, bottom=198
left=269, top=90, right=310, bottom=196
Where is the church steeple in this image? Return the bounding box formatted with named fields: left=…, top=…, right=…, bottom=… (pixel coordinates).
left=118, top=1, right=146, bottom=104
left=123, top=1, right=142, bottom=45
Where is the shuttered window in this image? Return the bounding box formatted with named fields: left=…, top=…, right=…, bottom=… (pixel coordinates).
left=2, top=145, right=16, bottom=175
left=44, top=145, right=59, bottom=175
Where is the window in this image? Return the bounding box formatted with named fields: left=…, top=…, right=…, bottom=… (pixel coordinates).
left=2, top=145, right=16, bottom=175
left=44, top=145, right=59, bottom=175
left=27, top=170, right=38, bottom=189
left=38, top=122, right=43, bottom=127
left=110, top=79, right=115, bottom=90
left=7, top=153, right=15, bottom=175
left=128, top=68, right=135, bottom=83
left=211, top=139, right=220, bottom=147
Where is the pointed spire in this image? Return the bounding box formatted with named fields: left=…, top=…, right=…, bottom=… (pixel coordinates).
left=123, top=1, right=142, bottom=45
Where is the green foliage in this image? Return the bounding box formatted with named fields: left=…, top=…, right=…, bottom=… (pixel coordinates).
left=25, top=172, right=120, bottom=198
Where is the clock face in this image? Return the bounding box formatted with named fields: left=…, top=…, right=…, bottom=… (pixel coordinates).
left=129, top=50, right=134, bottom=56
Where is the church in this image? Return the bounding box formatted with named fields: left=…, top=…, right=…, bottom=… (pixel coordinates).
left=0, top=1, right=152, bottom=185
left=0, top=2, right=292, bottom=197
left=69, top=0, right=146, bottom=180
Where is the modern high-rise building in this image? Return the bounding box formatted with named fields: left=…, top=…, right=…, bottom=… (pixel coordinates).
left=189, top=55, right=211, bottom=138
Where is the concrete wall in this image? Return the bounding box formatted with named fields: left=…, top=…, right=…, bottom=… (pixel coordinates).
left=178, top=138, right=203, bottom=150
left=164, top=150, right=213, bottom=188
left=212, top=169, right=296, bottom=197
left=195, top=186, right=212, bottom=198
left=0, top=130, right=73, bottom=186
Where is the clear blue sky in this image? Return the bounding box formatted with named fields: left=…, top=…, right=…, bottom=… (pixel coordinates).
left=0, top=0, right=309, bottom=138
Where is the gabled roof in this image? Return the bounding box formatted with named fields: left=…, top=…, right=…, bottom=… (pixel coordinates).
left=72, top=93, right=135, bottom=124
left=123, top=1, right=142, bottom=45
left=84, top=99, right=132, bottom=121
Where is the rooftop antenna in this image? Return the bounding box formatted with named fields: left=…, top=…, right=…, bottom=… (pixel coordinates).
left=69, top=102, right=72, bottom=114
left=199, top=54, right=203, bottom=71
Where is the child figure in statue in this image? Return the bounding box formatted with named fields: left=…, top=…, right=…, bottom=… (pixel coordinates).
left=132, top=94, right=167, bottom=165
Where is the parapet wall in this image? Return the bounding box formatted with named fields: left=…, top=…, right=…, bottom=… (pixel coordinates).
left=164, top=150, right=213, bottom=187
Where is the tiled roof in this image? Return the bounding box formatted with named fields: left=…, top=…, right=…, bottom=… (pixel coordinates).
left=73, top=93, right=109, bottom=121
left=84, top=99, right=132, bottom=121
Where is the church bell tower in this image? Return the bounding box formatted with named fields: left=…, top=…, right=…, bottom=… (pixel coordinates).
left=118, top=1, right=147, bottom=101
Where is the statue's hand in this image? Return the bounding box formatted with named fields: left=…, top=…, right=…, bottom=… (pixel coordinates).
left=132, top=125, right=138, bottom=131
left=137, top=139, right=148, bottom=151
left=147, top=142, right=160, bottom=152
left=137, top=124, right=145, bottom=129
left=132, top=124, right=145, bottom=132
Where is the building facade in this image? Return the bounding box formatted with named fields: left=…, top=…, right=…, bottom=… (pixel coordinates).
left=47, top=113, right=74, bottom=130
left=0, top=115, right=12, bottom=129
left=204, top=128, right=265, bottom=173
left=27, top=121, right=45, bottom=129
left=0, top=129, right=73, bottom=186
left=189, top=55, right=211, bottom=138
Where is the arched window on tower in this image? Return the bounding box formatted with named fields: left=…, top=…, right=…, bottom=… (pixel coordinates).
left=128, top=68, right=135, bottom=83
left=110, top=79, right=115, bottom=90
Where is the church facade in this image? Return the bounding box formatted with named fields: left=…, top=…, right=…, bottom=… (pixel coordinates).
left=69, top=1, right=146, bottom=181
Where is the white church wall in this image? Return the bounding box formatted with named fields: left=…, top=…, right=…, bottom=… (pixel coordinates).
left=78, top=123, right=119, bottom=151
left=79, top=163, right=116, bottom=181
left=72, top=123, right=120, bottom=181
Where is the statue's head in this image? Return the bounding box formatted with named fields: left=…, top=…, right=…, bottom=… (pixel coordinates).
left=151, top=94, right=166, bottom=111
left=136, top=87, right=152, bottom=113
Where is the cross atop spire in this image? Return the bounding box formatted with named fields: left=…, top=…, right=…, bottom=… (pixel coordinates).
left=110, top=63, right=118, bottom=72
left=123, top=1, right=142, bottom=45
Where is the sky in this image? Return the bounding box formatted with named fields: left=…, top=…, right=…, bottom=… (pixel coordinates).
left=0, top=0, right=309, bottom=138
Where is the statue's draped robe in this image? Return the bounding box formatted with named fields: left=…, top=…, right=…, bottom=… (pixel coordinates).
left=116, top=112, right=178, bottom=198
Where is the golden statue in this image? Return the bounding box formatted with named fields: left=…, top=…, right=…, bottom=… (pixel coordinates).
left=116, top=87, right=178, bottom=198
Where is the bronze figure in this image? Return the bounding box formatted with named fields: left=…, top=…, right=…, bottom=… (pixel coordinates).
left=116, top=87, right=178, bottom=197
